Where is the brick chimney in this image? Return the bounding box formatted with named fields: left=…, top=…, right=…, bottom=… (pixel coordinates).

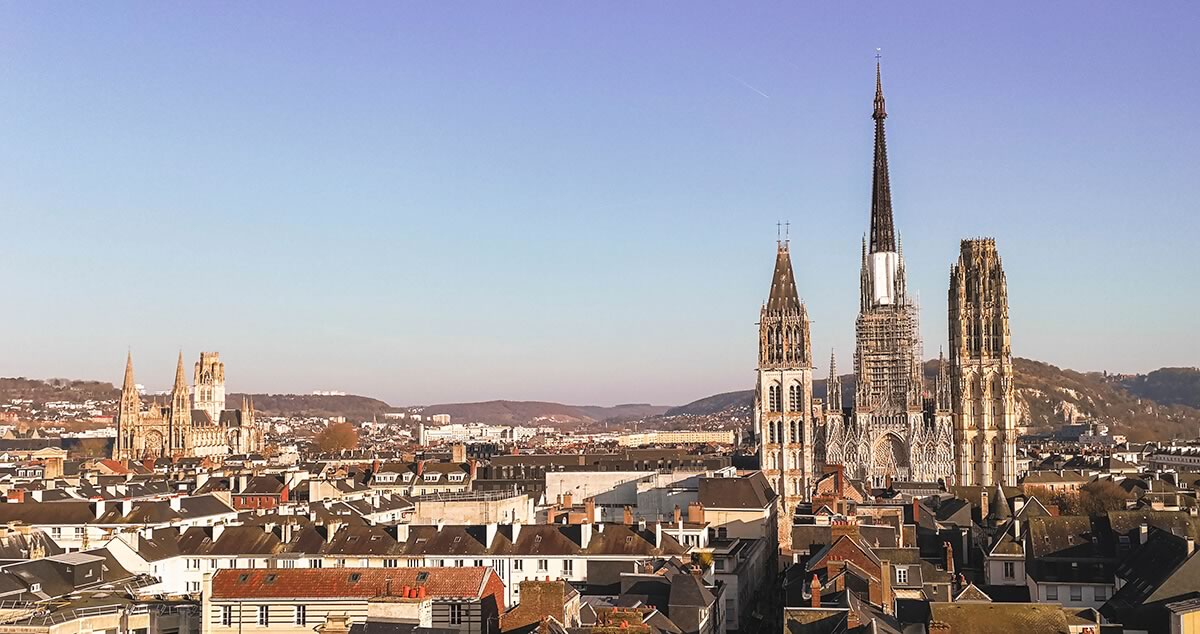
left=687, top=502, right=704, bottom=524
left=810, top=575, right=821, bottom=608
left=585, top=498, right=596, bottom=523
left=672, top=505, right=681, bottom=524
left=944, top=541, right=955, bottom=574
left=912, top=498, right=920, bottom=523
left=450, top=443, right=466, bottom=464
left=880, top=560, right=894, bottom=616
left=623, top=506, right=634, bottom=526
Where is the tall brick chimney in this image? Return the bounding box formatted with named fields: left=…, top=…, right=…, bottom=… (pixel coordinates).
left=944, top=541, right=955, bottom=574
left=810, top=575, right=821, bottom=608
left=687, top=502, right=704, bottom=524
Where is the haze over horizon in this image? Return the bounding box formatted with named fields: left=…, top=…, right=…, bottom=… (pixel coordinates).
left=2, top=3, right=1197, bottom=406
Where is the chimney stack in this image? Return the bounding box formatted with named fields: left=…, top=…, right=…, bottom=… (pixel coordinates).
left=687, top=502, right=704, bottom=524
left=1139, top=522, right=1149, bottom=545
left=810, top=575, right=821, bottom=608
left=944, top=541, right=955, bottom=574
left=672, top=505, right=681, bottom=525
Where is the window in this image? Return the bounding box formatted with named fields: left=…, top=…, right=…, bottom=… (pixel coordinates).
left=29, top=583, right=41, bottom=593
left=310, top=559, right=323, bottom=568
left=537, top=560, right=549, bottom=572
left=449, top=604, right=463, bottom=626
left=1046, top=585, right=1058, bottom=601
left=513, top=560, right=523, bottom=571
left=455, top=560, right=464, bottom=567
left=768, top=385, right=781, bottom=413
left=1095, top=586, right=1107, bottom=601
left=51, top=528, right=62, bottom=539
left=1003, top=562, right=1015, bottom=579
left=221, top=606, right=232, bottom=626
left=1070, top=586, right=1082, bottom=602
left=294, top=606, right=306, bottom=626
left=384, top=559, right=398, bottom=568
left=788, top=385, right=802, bottom=413
left=257, top=606, right=269, bottom=627
left=896, top=567, right=908, bottom=585
left=563, top=560, right=573, bottom=575
left=188, top=581, right=201, bottom=592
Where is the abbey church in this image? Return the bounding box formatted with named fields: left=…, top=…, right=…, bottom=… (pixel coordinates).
left=112, top=351, right=265, bottom=461
left=755, top=65, right=1017, bottom=546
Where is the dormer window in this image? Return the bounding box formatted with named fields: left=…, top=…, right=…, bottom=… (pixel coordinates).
left=424, top=474, right=439, bottom=482
left=896, top=567, right=908, bottom=585
left=449, top=474, right=465, bottom=483
left=402, top=473, right=413, bottom=481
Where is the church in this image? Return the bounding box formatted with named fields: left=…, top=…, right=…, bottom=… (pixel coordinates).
left=755, top=64, right=1017, bottom=547
left=112, top=351, right=264, bottom=461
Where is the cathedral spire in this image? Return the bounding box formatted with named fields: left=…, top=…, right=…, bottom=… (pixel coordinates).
left=172, top=351, right=188, bottom=396
left=869, top=61, right=896, bottom=254
left=765, top=240, right=803, bottom=313
left=828, top=350, right=842, bottom=412
left=122, top=351, right=136, bottom=395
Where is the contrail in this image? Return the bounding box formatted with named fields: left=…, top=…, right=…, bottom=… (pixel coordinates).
left=725, top=72, right=770, bottom=99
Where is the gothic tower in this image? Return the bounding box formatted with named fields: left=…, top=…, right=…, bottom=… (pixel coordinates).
left=169, top=352, right=192, bottom=457
left=755, top=238, right=814, bottom=551
left=949, top=238, right=1017, bottom=486
left=193, top=352, right=226, bottom=423
left=113, top=352, right=140, bottom=460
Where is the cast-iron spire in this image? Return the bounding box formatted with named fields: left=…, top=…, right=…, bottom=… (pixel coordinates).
left=869, top=61, right=896, bottom=254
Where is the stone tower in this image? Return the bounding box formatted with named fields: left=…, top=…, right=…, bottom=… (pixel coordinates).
left=193, top=352, right=226, bottom=423
left=949, top=238, right=1017, bottom=486
left=169, top=352, right=192, bottom=457
left=113, top=352, right=140, bottom=460
left=755, top=239, right=814, bottom=551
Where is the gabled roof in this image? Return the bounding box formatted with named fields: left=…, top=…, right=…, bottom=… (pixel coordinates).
left=929, top=603, right=1071, bottom=634
left=211, top=567, right=495, bottom=600
left=698, top=473, right=776, bottom=509
left=954, top=583, right=992, bottom=603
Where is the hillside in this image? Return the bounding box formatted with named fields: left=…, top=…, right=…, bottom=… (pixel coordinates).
left=419, top=400, right=594, bottom=426
left=1121, top=367, right=1200, bottom=409
left=662, top=358, right=1200, bottom=442
left=228, top=393, right=397, bottom=421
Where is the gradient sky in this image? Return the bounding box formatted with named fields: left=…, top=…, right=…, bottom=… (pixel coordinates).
left=2, top=3, right=1197, bottom=406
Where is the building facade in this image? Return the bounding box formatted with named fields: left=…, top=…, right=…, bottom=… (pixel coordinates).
left=113, top=352, right=264, bottom=461
left=949, top=238, right=1018, bottom=486
left=754, top=240, right=815, bottom=550
left=822, top=64, right=953, bottom=487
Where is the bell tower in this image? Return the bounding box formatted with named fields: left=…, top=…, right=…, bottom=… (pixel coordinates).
left=755, top=236, right=814, bottom=552
left=193, top=352, right=226, bottom=423
left=949, top=238, right=1017, bottom=486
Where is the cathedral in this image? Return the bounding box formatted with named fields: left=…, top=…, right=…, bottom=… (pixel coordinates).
left=755, top=63, right=1018, bottom=536
left=112, top=351, right=265, bottom=461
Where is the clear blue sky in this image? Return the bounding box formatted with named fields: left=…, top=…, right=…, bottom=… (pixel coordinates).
left=1, top=3, right=1197, bottom=406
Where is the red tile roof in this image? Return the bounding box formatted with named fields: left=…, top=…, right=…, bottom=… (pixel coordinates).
left=211, top=567, right=492, bottom=600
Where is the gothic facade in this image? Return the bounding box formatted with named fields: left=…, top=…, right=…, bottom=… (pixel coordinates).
left=754, top=241, right=815, bottom=551
left=949, top=239, right=1018, bottom=486
left=112, top=351, right=264, bottom=461
left=821, top=64, right=954, bottom=487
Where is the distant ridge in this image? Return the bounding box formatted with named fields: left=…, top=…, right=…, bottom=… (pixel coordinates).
left=3, top=359, right=1198, bottom=440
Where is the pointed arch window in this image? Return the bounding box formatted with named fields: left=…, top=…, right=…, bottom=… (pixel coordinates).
left=768, top=384, right=781, bottom=413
